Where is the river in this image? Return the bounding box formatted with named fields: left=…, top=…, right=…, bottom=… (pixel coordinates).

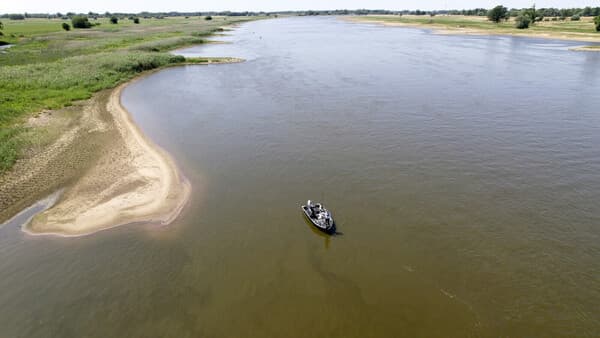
left=1, top=17, right=599, bottom=337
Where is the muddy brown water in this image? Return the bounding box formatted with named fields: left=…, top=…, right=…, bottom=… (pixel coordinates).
left=1, top=17, right=600, bottom=337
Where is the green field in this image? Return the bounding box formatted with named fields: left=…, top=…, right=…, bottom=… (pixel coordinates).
left=0, top=16, right=261, bottom=171
left=355, top=15, right=600, bottom=39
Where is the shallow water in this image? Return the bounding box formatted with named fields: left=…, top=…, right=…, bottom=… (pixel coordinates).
left=1, top=17, right=600, bottom=337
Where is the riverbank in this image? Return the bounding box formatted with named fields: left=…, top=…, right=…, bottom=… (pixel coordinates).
left=344, top=15, right=600, bottom=46
left=0, top=16, right=260, bottom=235
left=25, top=80, right=191, bottom=236
left=0, top=16, right=260, bottom=173
left=1, top=58, right=241, bottom=236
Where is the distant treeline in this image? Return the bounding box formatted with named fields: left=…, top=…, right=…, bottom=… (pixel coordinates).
left=444, top=7, right=600, bottom=18
left=2, top=7, right=600, bottom=19
left=0, top=11, right=269, bottom=20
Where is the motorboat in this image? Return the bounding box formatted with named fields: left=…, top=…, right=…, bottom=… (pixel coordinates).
left=301, top=200, right=335, bottom=234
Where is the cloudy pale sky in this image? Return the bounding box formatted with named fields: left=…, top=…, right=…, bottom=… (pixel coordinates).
left=1, top=0, right=597, bottom=14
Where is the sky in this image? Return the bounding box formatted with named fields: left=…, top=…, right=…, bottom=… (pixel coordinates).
left=1, top=0, right=598, bottom=14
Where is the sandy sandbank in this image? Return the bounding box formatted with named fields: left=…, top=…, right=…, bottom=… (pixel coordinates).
left=22, top=81, right=191, bottom=237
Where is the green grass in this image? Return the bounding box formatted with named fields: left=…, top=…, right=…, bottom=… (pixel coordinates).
left=0, top=16, right=261, bottom=172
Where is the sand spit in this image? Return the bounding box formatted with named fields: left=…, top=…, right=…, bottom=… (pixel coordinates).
left=23, top=82, right=190, bottom=236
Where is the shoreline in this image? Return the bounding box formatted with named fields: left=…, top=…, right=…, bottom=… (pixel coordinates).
left=342, top=16, right=600, bottom=46
left=2, top=59, right=243, bottom=237
left=23, top=79, right=192, bottom=237
left=0, top=19, right=260, bottom=237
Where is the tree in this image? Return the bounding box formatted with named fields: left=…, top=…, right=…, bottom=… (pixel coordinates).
left=62, top=22, right=70, bottom=31
left=515, top=15, right=531, bottom=29
left=205, top=15, right=212, bottom=20
left=522, top=4, right=537, bottom=24
left=71, top=15, right=92, bottom=28
left=571, top=14, right=580, bottom=21
left=595, top=16, right=600, bottom=31
left=9, top=14, right=26, bottom=20
left=110, top=16, right=118, bottom=24
left=133, top=17, right=140, bottom=24
left=487, top=5, right=508, bottom=23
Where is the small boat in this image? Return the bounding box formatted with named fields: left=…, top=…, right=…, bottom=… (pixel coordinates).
left=301, top=200, right=335, bottom=234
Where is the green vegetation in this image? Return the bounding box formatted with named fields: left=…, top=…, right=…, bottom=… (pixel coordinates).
left=133, top=17, right=140, bottom=24
left=515, top=15, right=531, bottom=29
left=62, top=22, right=70, bottom=31
left=571, top=15, right=581, bottom=21
left=522, top=5, right=537, bottom=25
left=0, top=16, right=260, bottom=172
left=110, top=16, right=119, bottom=24
left=357, top=14, right=600, bottom=37
left=205, top=16, right=213, bottom=21
left=72, top=15, right=92, bottom=28
left=487, top=6, right=508, bottom=23
left=8, top=14, right=26, bottom=20
left=595, top=16, right=600, bottom=31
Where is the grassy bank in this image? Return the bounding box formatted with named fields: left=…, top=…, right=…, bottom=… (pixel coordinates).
left=0, top=16, right=260, bottom=172
left=347, top=15, right=600, bottom=42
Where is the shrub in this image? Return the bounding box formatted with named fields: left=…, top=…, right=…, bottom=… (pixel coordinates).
left=571, top=14, right=580, bottom=21
left=62, top=22, right=70, bottom=31
left=72, top=15, right=92, bottom=28
left=110, top=16, right=118, bottom=24
left=487, top=5, right=508, bottom=23
left=205, top=16, right=212, bottom=20
left=0, top=21, right=3, bottom=30
left=515, top=15, right=531, bottom=29
left=595, top=16, right=600, bottom=31
left=9, top=14, right=25, bottom=20
left=133, top=17, right=140, bottom=24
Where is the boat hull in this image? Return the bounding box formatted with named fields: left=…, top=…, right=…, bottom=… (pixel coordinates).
left=302, top=206, right=336, bottom=234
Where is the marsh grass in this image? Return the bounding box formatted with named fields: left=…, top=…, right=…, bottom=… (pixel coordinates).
left=0, top=16, right=259, bottom=171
